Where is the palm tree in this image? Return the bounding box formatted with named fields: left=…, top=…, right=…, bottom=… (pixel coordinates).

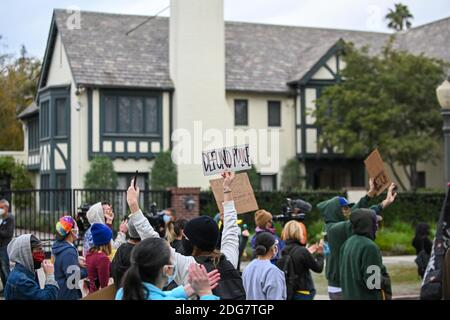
left=385, top=3, right=414, bottom=32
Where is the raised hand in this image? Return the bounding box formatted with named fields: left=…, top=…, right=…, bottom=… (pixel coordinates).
left=222, top=171, right=235, bottom=191
left=127, top=178, right=140, bottom=214
left=382, top=183, right=398, bottom=209
left=367, top=178, right=377, bottom=198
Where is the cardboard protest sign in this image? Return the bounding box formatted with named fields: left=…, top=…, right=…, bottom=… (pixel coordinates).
left=364, top=149, right=392, bottom=196
left=209, top=172, right=258, bottom=214
left=202, top=145, right=251, bottom=176
left=82, top=284, right=116, bottom=300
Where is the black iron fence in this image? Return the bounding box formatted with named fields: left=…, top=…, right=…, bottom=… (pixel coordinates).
left=0, top=188, right=170, bottom=250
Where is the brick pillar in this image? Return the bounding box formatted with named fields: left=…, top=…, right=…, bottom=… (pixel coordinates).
left=169, top=187, right=200, bottom=220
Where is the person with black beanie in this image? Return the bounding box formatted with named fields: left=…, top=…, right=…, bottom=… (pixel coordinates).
left=124, top=171, right=241, bottom=298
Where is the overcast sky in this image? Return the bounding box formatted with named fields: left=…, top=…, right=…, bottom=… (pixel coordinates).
left=1, top=0, right=450, bottom=58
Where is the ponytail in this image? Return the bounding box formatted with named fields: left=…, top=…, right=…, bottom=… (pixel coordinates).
left=121, top=265, right=147, bottom=300
left=255, top=245, right=268, bottom=256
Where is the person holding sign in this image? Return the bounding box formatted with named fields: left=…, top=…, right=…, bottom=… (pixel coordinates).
left=124, top=172, right=242, bottom=299
left=318, top=181, right=397, bottom=300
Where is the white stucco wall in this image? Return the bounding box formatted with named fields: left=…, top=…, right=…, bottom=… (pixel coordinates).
left=226, top=92, right=296, bottom=189
left=170, top=0, right=233, bottom=189
left=46, top=33, right=72, bottom=87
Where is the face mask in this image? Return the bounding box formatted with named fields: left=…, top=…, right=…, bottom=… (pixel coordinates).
left=0, top=208, right=5, bottom=216
left=163, top=264, right=177, bottom=287
left=163, top=215, right=171, bottom=224
left=32, top=251, right=45, bottom=269
left=71, top=228, right=79, bottom=240
left=272, top=244, right=279, bottom=260
left=182, top=237, right=194, bottom=256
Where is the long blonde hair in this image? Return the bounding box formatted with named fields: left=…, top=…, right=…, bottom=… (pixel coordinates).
left=89, top=242, right=112, bottom=256
left=281, top=220, right=307, bottom=245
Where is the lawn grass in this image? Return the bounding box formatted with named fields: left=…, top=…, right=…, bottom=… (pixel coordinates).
left=311, top=262, right=421, bottom=298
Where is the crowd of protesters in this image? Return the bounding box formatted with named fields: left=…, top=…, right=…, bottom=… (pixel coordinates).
left=0, top=172, right=408, bottom=300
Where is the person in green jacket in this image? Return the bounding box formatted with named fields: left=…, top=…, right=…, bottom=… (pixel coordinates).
left=339, top=209, right=390, bottom=300
left=317, top=181, right=397, bottom=300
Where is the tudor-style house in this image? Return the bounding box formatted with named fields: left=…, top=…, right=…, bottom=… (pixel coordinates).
left=17, top=0, right=449, bottom=191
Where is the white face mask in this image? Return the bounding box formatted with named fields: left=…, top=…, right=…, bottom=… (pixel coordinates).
left=272, top=244, right=279, bottom=259
left=71, top=228, right=79, bottom=240
left=0, top=208, right=5, bottom=216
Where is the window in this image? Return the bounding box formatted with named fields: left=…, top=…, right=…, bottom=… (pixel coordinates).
left=103, top=93, right=160, bottom=135
left=261, top=174, right=277, bottom=191
left=234, top=100, right=248, bottom=126
left=56, top=173, right=66, bottom=189
left=40, top=174, right=50, bottom=211
left=40, top=100, right=50, bottom=139
left=268, top=101, right=281, bottom=127
left=55, top=98, right=67, bottom=136
left=417, top=171, right=426, bottom=189
left=28, top=118, right=39, bottom=151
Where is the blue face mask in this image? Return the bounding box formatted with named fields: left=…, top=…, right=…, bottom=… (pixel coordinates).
left=163, top=214, right=171, bottom=223
left=164, top=264, right=177, bottom=286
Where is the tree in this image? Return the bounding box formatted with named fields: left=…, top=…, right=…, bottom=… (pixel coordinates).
left=0, top=39, right=41, bottom=151
left=84, top=156, right=118, bottom=189
left=281, top=158, right=304, bottom=191
left=386, top=3, right=414, bottom=32
left=247, top=165, right=261, bottom=191
left=150, top=150, right=177, bottom=189
left=315, top=42, right=447, bottom=191
left=0, top=156, right=33, bottom=189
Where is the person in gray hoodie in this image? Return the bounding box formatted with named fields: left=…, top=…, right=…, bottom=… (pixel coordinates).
left=5, top=234, right=58, bottom=300
left=82, top=202, right=128, bottom=256
left=125, top=172, right=240, bottom=288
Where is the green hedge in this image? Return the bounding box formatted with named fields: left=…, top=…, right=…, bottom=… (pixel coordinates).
left=368, top=191, right=444, bottom=226
left=200, top=190, right=445, bottom=231
left=199, top=190, right=345, bottom=231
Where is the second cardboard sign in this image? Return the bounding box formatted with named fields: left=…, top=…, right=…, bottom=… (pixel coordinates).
left=209, top=172, right=259, bottom=214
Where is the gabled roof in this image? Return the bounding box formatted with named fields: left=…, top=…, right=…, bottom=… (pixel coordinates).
left=17, top=102, right=38, bottom=120
left=39, top=9, right=450, bottom=94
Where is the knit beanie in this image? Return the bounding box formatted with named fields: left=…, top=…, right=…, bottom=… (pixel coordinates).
left=127, top=219, right=140, bottom=239
left=183, top=216, right=219, bottom=252
left=91, top=223, right=113, bottom=246
left=56, top=216, right=75, bottom=238
left=255, top=210, right=273, bottom=228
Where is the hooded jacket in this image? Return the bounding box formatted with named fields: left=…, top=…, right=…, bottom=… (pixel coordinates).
left=250, top=227, right=284, bottom=263
left=339, top=210, right=384, bottom=300
left=82, top=202, right=126, bottom=256
left=317, top=195, right=382, bottom=288
left=5, top=234, right=59, bottom=300
left=52, top=240, right=87, bottom=300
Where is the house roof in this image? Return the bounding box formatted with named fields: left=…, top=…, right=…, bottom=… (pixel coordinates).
left=46, top=9, right=450, bottom=94
left=17, top=101, right=38, bottom=120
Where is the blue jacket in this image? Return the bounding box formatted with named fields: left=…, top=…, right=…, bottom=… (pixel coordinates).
left=115, top=282, right=219, bottom=300
left=250, top=227, right=285, bottom=264
left=52, top=240, right=87, bottom=300
left=5, top=263, right=58, bottom=300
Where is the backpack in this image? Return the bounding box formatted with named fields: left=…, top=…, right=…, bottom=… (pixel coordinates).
left=194, top=254, right=246, bottom=300
left=276, top=246, right=300, bottom=300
